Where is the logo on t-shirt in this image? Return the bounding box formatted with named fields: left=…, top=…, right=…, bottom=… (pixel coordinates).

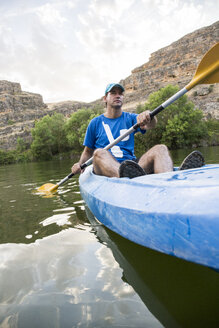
left=102, top=122, right=129, bottom=158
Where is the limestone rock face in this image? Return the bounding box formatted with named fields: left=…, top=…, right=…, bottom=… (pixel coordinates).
left=47, top=101, right=90, bottom=117
left=120, top=21, right=219, bottom=119
left=0, top=81, right=49, bottom=150
left=0, top=80, right=94, bottom=150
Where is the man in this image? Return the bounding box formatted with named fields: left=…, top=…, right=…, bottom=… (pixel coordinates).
left=71, top=83, right=204, bottom=178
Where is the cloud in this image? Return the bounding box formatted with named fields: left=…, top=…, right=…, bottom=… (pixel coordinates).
left=89, top=0, right=135, bottom=20
left=36, top=3, right=67, bottom=25
left=76, top=0, right=132, bottom=54
left=0, top=0, right=218, bottom=103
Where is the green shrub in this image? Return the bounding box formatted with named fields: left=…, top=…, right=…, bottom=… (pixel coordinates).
left=205, top=119, right=219, bottom=145
left=64, top=107, right=103, bottom=153
left=0, top=149, right=16, bottom=165
left=31, top=113, right=68, bottom=160
left=135, top=85, right=208, bottom=155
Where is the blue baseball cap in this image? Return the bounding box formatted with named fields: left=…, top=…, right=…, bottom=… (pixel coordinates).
left=105, top=83, right=125, bottom=95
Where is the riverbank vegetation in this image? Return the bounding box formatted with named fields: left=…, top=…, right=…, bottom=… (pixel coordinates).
left=134, top=85, right=213, bottom=156
left=0, top=85, right=218, bottom=165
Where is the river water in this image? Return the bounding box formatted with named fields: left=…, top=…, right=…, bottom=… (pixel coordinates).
left=0, top=146, right=219, bottom=327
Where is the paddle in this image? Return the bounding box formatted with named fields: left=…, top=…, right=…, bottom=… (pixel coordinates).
left=38, top=42, right=219, bottom=193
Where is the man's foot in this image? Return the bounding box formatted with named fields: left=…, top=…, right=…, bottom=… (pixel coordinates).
left=179, top=151, right=205, bottom=170
left=119, top=160, right=146, bottom=178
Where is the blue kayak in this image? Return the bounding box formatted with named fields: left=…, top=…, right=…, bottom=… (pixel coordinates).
left=79, top=164, right=219, bottom=270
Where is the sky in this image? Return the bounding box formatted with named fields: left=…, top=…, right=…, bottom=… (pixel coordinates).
left=0, top=0, right=218, bottom=103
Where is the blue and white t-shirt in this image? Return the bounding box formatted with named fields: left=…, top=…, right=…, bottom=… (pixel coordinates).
left=83, top=112, right=146, bottom=163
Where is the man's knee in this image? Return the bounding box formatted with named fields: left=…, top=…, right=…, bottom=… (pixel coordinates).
left=152, top=144, right=169, bottom=154
left=93, top=149, right=108, bottom=162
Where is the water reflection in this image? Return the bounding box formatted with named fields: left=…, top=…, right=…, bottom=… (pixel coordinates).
left=0, top=228, right=161, bottom=327
left=85, top=208, right=219, bottom=328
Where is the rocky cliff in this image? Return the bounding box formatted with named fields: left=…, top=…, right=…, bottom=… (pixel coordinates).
left=0, top=81, right=48, bottom=150
left=0, top=81, right=90, bottom=150
left=121, top=21, right=219, bottom=118
left=0, top=21, right=218, bottom=151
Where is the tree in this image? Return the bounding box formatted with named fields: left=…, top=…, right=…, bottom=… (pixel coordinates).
left=31, top=113, right=68, bottom=160
left=205, top=119, right=219, bottom=145
left=16, top=137, right=29, bottom=153
left=0, top=150, right=16, bottom=165
left=64, top=107, right=103, bottom=152
left=135, top=85, right=208, bottom=154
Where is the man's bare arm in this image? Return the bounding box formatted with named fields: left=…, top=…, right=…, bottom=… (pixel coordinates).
left=71, top=146, right=94, bottom=175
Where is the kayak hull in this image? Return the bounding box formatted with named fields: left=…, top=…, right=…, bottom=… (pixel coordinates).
left=79, top=165, right=219, bottom=270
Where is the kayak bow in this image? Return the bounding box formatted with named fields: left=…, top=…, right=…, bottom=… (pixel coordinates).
left=79, top=164, right=219, bottom=270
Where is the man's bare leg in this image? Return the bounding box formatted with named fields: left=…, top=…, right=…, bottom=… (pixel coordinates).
left=138, top=144, right=173, bottom=174
left=93, top=145, right=172, bottom=177
left=93, top=149, right=120, bottom=177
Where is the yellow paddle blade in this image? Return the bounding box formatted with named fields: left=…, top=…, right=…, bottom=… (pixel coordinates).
left=37, top=183, right=58, bottom=193
left=186, top=42, right=219, bottom=90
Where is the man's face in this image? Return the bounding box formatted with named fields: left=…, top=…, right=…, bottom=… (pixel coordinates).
left=104, top=87, right=124, bottom=109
